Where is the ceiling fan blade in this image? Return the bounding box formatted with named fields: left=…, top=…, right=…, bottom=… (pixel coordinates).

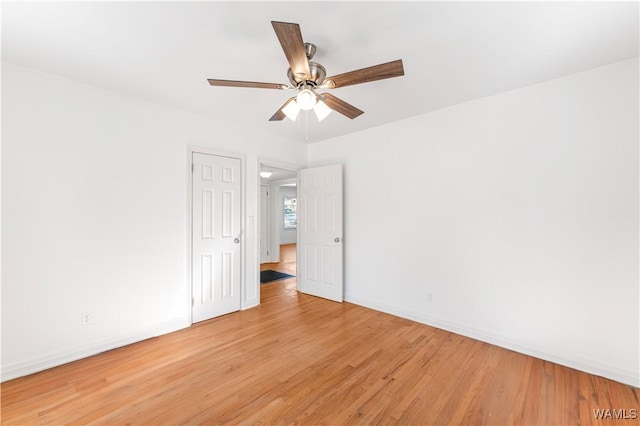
left=323, top=59, right=404, bottom=89
left=269, top=97, right=296, bottom=121
left=208, top=79, right=289, bottom=90
left=271, top=21, right=311, bottom=81
left=320, top=93, right=364, bottom=119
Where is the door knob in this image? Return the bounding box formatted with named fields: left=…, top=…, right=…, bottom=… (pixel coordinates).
left=234, top=238, right=240, bottom=244
left=334, top=237, right=341, bottom=243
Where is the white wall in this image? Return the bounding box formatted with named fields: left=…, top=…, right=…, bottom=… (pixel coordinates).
left=3, top=57, right=638, bottom=386
left=279, top=186, right=297, bottom=245
left=1, top=62, right=306, bottom=380
left=308, top=58, right=639, bottom=386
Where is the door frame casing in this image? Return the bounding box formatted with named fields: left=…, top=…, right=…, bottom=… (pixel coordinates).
left=187, top=145, right=246, bottom=325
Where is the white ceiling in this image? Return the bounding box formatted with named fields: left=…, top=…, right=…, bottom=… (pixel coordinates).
left=2, top=1, right=638, bottom=144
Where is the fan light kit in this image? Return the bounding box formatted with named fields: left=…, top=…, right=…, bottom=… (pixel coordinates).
left=207, top=21, right=405, bottom=123
left=281, top=99, right=300, bottom=121
left=296, top=86, right=316, bottom=110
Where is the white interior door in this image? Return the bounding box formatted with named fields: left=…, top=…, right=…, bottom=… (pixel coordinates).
left=259, top=184, right=269, bottom=263
left=298, top=164, right=343, bottom=302
left=192, top=152, right=242, bottom=322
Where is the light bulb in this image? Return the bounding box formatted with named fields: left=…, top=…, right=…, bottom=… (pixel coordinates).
left=281, top=99, right=300, bottom=121
left=313, top=99, right=332, bottom=122
left=296, top=88, right=317, bottom=111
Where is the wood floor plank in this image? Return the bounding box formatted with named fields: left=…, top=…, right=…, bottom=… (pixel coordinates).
left=2, top=245, right=638, bottom=425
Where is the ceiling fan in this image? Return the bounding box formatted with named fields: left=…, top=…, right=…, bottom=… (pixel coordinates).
left=207, top=21, right=405, bottom=122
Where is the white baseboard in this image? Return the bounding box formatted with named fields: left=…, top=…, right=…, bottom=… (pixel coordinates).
left=1, top=317, right=190, bottom=382
left=345, top=294, right=639, bottom=388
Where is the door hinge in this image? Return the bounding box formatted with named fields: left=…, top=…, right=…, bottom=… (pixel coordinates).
left=267, top=251, right=269, bottom=256
left=191, top=164, right=195, bottom=173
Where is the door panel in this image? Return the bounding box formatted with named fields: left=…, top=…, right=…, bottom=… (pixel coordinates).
left=299, top=164, right=343, bottom=302
left=192, top=152, right=242, bottom=322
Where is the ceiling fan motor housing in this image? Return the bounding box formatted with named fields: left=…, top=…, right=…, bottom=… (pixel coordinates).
left=287, top=42, right=326, bottom=87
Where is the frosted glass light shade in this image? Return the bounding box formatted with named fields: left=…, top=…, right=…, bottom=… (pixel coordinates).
left=260, top=171, right=273, bottom=178
left=282, top=99, right=300, bottom=121
left=313, top=100, right=332, bottom=122
left=296, top=89, right=317, bottom=110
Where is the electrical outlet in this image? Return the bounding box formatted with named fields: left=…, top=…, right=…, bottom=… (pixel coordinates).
left=426, top=292, right=434, bottom=303
left=81, top=312, right=92, bottom=326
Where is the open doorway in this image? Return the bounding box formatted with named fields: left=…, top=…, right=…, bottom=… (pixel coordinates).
left=259, top=164, right=298, bottom=294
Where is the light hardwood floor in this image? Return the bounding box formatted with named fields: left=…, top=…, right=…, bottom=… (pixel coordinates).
left=2, top=246, right=638, bottom=424
left=261, top=243, right=297, bottom=275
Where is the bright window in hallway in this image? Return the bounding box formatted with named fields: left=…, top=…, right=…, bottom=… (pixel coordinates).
left=284, top=197, right=297, bottom=229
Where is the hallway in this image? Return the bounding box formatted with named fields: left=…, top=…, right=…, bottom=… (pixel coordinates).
left=260, top=243, right=297, bottom=286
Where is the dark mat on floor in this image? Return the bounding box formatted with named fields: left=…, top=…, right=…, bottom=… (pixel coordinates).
left=260, top=270, right=295, bottom=284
